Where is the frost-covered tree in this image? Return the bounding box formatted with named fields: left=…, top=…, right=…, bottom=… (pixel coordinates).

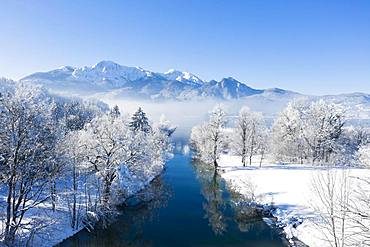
left=272, top=99, right=345, bottom=165
left=61, top=101, right=98, bottom=132
left=232, top=107, right=267, bottom=166
left=124, top=124, right=173, bottom=185
left=59, top=132, right=86, bottom=230
left=129, top=107, right=151, bottom=133
left=256, top=127, right=269, bottom=167
left=271, top=99, right=308, bottom=163
left=0, top=84, right=63, bottom=245
left=190, top=105, right=226, bottom=168
left=358, top=144, right=370, bottom=167
left=67, top=109, right=173, bottom=227
left=45, top=101, right=65, bottom=212
left=311, top=169, right=353, bottom=247
left=302, top=100, right=345, bottom=164
left=110, top=105, right=121, bottom=119
left=156, top=114, right=176, bottom=137
left=77, top=114, right=130, bottom=206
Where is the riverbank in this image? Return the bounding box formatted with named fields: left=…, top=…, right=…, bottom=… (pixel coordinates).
left=59, top=151, right=288, bottom=247
left=0, top=168, right=165, bottom=247
left=218, top=154, right=370, bottom=247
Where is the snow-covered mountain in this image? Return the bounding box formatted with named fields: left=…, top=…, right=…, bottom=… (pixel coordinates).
left=20, top=60, right=297, bottom=100
left=12, top=61, right=370, bottom=121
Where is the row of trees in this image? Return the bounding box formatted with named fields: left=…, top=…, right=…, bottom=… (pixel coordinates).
left=191, top=100, right=370, bottom=168
left=0, top=84, right=173, bottom=245
left=190, top=105, right=269, bottom=167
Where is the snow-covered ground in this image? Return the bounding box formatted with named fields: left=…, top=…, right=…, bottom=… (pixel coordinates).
left=218, top=154, right=370, bottom=247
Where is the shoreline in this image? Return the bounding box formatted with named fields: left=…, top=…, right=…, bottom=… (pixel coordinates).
left=218, top=154, right=370, bottom=247
left=55, top=171, right=165, bottom=246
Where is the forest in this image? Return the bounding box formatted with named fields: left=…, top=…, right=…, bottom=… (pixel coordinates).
left=0, top=82, right=174, bottom=246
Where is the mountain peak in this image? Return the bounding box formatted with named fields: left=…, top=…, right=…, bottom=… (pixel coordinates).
left=223, top=76, right=238, bottom=81
left=164, top=68, right=178, bottom=74
left=92, top=60, right=122, bottom=71
left=162, top=69, right=203, bottom=85
left=58, top=66, right=75, bottom=72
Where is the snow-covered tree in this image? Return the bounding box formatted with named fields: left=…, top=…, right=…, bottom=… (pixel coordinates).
left=272, top=99, right=346, bottom=165
left=156, top=114, right=176, bottom=137
left=59, top=132, right=87, bottom=229
left=77, top=114, right=130, bottom=206
left=191, top=105, right=226, bottom=168
left=110, top=105, right=121, bottom=119
left=129, top=107, right=151, bottom=133
left=61, top=100, right=98, bottom=132
left=271, top=98, right=308, bottom=163
left=232, top=107, right=267, bottom=166
left=65, top=109, right=173, bottom=227
left=358, top=144, right=370, bottom=167
left=302, top=100, right=345, bottom=164
left=311, top=169, right=354, bottom=247
left=0, top=84, right=63, bottom=245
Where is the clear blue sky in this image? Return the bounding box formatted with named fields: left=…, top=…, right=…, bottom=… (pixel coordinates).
left=0, top=0, right=369, bottom=95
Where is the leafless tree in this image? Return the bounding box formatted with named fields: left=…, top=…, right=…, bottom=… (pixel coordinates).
left=311, top=169, right=356, bottom=247
left=0, top=85, right=62, bottom=245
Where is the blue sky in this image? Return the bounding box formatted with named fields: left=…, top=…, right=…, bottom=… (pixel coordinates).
left=0, top=0, right=369, bottom=95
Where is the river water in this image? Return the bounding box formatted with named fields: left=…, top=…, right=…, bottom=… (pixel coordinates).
left=58, top=148, right=288, bottom=247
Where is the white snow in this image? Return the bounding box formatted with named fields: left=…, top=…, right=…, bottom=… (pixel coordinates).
left=218, top=154, right=370, bottom=247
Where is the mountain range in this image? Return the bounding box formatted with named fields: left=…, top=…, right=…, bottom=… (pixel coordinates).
left=2, top=60, right=368, bottom=121
left=20, top=60, right=297, bottom=100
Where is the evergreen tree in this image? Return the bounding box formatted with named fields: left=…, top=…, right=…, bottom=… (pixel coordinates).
left=110, top=105, right=121, bottom=119
left=129, top=107, right=151, bottom=133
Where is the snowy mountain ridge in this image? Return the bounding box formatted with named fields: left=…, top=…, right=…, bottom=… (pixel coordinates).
left=20, top=60, right=294, bottom=100
left=2, top=60, right=369, bottom=121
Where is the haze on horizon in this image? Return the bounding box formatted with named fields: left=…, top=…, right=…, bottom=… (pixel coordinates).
left=0, top=0, right=369, bottom=95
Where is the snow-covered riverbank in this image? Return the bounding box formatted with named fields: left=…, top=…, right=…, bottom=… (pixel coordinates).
left=0, top=169, right=165, bottom=247
left=218, top=155, right=370, bottom=247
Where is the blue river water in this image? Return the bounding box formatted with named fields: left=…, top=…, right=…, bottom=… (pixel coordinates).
left=58, top=149, right=288, bottom=247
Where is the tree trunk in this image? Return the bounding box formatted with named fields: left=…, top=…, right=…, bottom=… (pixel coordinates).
left=50, top=178, right=56, bottom=212
left=213, top=137, right=218, bottom=169
left=102, top=180, right=111, bottom=205
left=214, top=159, right=218, bottom=169
left=259, top=150, right=264, bottom=168
left=249, top=134, right=255, bottom=166
left=5, top=225, right=17, bottom=246
left=71, top=163, right=77, bottom=229
left=5, top=178, right=14, bottom=245
left=242, top=136, right=246, bottom=167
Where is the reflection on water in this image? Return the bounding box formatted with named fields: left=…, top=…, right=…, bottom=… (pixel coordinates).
left=59, top=151, right=287, bottom=247
left=60, top=178, right=171, bottom=247
left=192, top=160, right=274, bottom=237
left=192, top=160, right=227, bottom=235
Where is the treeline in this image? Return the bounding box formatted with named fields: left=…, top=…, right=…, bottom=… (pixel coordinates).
left=0, top=83, right=173, bottom=245
left=191, top=99, right=370, bottom=168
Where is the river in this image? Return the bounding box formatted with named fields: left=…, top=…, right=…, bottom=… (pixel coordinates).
left=58, top=147, right=288, bottom=247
